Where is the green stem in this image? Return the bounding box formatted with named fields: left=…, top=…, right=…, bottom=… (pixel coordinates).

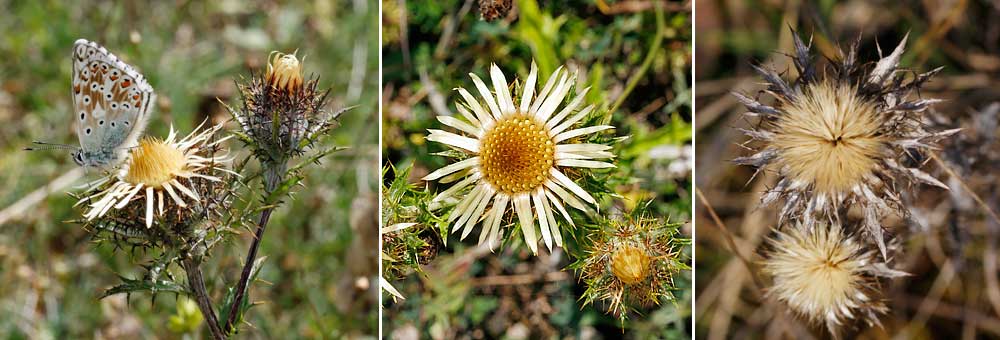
left=605, top=1, right=667, bottom=123
left=224, top=163, right=286, bottom=334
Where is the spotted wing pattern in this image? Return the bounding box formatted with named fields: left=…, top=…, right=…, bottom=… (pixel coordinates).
left=71, top=39, right=155, bottom=167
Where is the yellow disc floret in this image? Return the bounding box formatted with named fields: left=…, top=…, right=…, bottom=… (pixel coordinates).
left=478, top=114, right=555, bottom=194
left=611, top=244, right=652, bottom=285
left=124, top=138, right=187, bottom=188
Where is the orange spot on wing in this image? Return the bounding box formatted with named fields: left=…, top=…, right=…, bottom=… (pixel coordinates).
left=110, top=75, right=118, bottom=81
left=73, top=84, right=80, bottom=94
left=121, top=80, right=131, bottom=88
left=132, top=94, right=140, bottom=100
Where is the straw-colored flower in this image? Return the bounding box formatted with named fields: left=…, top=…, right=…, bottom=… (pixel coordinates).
left=734, top=32, right=958, bottom=257
left=763, top=223, right=903, bottom=336
left=80, top=123, right=231, bottom=228
left=423, top=62, right=615, bottom=254
left=266, top=51, right=304, bottom=94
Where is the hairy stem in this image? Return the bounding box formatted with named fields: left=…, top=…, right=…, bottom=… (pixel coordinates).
left=182, top=258, right=226, bottom=339
left=224, top=163, right=286, bottom=334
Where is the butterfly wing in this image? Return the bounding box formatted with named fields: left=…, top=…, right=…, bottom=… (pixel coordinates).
left=72, top=39, right=155, bottom=167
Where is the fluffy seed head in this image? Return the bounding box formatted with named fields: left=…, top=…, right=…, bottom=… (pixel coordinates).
left=124, top=138, right=187, bottom=188
left=763, top=223, right=894, bottom=336
left=479, top=114, right=555, bottom=194
left=772, top=81, right=886, bottom=194
left=733, top=31, right=957, bottom=257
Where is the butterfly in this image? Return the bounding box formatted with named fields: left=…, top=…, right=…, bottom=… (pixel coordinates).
left=29, top=39, right=156, bottom=168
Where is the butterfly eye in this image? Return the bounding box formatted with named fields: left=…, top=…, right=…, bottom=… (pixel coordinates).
left=85, top=128, right=92, bottom=135
left=99, top=120, right=104, bottom=126
left=83, top=96, right=90, bottom=104
left=110, top=103, right=118, bottom=109
left=111, top=122, right=116, bottom=127
left=123, top=103, right=131, bottom=109
left=106, top=93, right=112, bottom=99
left=79, top=112, right=85, bottom=120
left=124, top=121, right=130, bottom=126
left=91, top=83, right=98, bottom=90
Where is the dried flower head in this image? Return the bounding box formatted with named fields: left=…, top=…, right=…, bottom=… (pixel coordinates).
left=479, top=0, right=512, bottom=21
left=422, top=62, right=615, bottom=254
left=228, top=51, right=340, bottom=164
left=266, top=51, right=304, bottom=94
left=763, top=223, right=905, bottom=337
left=734, top=31, right=958, bottom=256
left=574, top=213, right=688, bottom=322
left=79, top=123, right=231, bottom=229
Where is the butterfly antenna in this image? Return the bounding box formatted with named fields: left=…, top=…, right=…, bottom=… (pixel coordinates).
left=25, top=141, right=77, bottom=151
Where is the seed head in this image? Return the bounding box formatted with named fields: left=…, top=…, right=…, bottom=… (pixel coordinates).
left=763, top=223, right=905, bottom=338
left=733, top=30, right=958, bottom=257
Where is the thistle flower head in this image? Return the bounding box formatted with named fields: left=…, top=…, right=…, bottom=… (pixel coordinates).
left=574, top=213, right=688, bottom=322
left=611, top=244, right=652, bottom=284
left=228, top=50, right=341, bottom=164
left=734, top=31, right=958, bottom=256
left=76, top=123, right=233, bottom=251
left=763, top=223, right=904, bottom=337
left=422, top=62, right=616, bottom=254
left=266, top=51, right=304, bottom=94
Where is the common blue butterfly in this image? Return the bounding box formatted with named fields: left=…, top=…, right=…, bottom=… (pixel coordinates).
left=30, top=39, right=155, bottom=168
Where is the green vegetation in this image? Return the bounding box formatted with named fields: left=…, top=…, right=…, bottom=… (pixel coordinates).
left=382, top=0, right=692, bottom=337
left=0, top=1, right=377, bottom=338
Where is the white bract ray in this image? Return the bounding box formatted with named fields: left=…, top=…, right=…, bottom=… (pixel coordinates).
left=80, top=123, right=232, bottom=228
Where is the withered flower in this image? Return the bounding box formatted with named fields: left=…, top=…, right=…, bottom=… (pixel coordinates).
left=763, top=223, right=905, bottom=337
left=734, top=31, right=958, bottom=256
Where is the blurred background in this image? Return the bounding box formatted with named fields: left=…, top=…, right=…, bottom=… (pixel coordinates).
left=695, top=0, right=1000, bottom=338
left=382, top=0, right=693, bottom=338
left=0, top=0, right=378, bottom=338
